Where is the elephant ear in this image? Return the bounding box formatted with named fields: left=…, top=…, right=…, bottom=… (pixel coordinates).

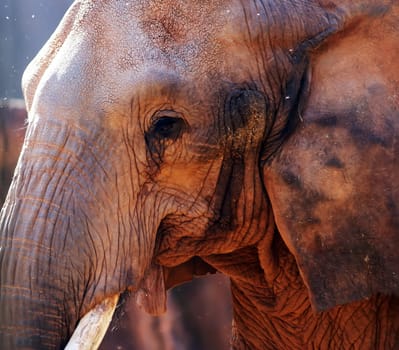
left=263, top=6, right=399, bottom=311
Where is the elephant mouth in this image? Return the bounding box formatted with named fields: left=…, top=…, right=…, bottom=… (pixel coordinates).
left=65, top=257, right=215, bottom=349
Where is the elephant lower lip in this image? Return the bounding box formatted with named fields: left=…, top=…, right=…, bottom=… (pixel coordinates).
left=135, top=263, right=167, bottom=315
left=65, top=295, right=119, bottom=350
left=163, top=256, right=217, bottom=289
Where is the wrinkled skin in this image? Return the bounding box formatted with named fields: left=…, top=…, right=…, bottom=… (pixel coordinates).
left=1, top=0, right=399, bottom=349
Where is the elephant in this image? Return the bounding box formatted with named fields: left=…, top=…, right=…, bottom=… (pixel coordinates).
left=1, top=0, right=399, bottom=349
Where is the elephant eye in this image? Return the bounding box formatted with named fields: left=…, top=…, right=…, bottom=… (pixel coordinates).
left=145, top=111, right=187, bottom=165
left=150, top=116, right=186, bottom=141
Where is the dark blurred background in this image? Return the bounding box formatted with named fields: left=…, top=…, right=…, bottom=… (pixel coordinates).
left=0, top=1, right=233, bottom=348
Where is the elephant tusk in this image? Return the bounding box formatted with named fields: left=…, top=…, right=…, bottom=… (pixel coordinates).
left=65, top=295, right=119, bottom=350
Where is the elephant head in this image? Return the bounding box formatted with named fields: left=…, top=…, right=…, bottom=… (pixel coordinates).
left=1, top=0, right=399, bottom=348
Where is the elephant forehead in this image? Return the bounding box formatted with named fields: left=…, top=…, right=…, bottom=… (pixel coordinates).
left=29, top=0, right=284, bottom=120
left=24, top=0, right=331, bottom=119
left=75, top=0, right=236, bottom=72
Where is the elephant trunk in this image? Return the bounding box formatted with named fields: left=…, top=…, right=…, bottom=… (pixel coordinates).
left=0, top=193, right=73, bottom=349
left=0, top=131, right=100, bottom=348
left=0, top=118, right=147, bottom=349
left=0, top=184, right=121, bottom=349
left=0, top=275, right=66, bottom=349
left=0, top=236, right=117, bottom=349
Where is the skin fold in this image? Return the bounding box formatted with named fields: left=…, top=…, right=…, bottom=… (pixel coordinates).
left=0, top=0, right=398, bottom=349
